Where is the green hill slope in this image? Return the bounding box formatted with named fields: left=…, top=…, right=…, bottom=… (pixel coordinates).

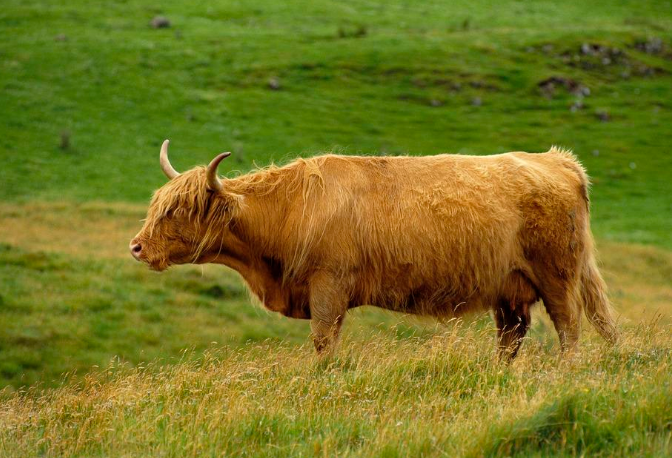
left=1, top=0, right=671, bottom=246
left=1, top=1, right=672, bottom=454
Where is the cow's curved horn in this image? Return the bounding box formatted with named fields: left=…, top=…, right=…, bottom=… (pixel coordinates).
left=160, top=139, right=180, bottom=180
left=206, top=152, right=231, bottom=192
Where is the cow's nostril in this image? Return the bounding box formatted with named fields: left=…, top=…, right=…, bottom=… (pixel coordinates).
left=131, top=243, right=142, bottom=255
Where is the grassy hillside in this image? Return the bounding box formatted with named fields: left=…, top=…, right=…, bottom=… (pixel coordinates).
left=1, top=327, right=671, bottom=457
left=1, top=0, right=671, bottom=246
left=1, top=0, right=672, bottom=455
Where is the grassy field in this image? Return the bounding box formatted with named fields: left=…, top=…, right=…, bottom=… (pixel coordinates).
left=1, top=0, right=672, bottom=455
left=1, top=326, right=671, bottom=457
left=1, top=0, right=671, bottom=245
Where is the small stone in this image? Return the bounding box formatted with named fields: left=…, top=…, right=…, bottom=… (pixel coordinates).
left=268, top=77, right=281, bottom=90
left=647, top=38, right=663, bottom=54
left=570, top=99, right=584, bottom=112
left=629, top=162, right=637, bottom=169
left=592, top=150, right=600, bottom=157
left=637, top=65, right=655, bottom=77
left=54, top=34, right=68, bottom=42
left=648, top=38, right=663, bottom=54
left=471, top=97, right=482, bottom=106
left=429, top=99, right=443, bottom=107
left=150, top=16, right=171, bottom=29
left=635, top=37, right=664, bottom=55
left=595, top=110, right=610, bottom=122
left=59, top=130, right=71, bottom=150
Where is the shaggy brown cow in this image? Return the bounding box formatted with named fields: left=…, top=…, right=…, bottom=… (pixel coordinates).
left=130, top=140, right=618, bottom=359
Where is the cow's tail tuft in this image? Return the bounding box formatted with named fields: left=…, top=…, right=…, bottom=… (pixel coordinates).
left=580, top=241, right=619, bottom=344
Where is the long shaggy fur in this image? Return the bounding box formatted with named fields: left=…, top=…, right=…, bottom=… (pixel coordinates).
left=133, top=147, right=618, bottom=356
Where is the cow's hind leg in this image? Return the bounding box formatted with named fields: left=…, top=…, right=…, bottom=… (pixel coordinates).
left=495, top=300, right=531, bottom=361
left=530, top=260, right=583, bottom=354
left=540, top=283, right=582, bottom=354
left=523, top=196, right=587, bottom=354
left=496, top=271, right=537, bottom=361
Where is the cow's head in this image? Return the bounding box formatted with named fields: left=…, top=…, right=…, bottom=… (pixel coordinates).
left=130, top=140, right=241, bottom=271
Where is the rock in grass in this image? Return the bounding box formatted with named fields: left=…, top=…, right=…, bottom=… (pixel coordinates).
left=268, top=77, right=281, bottom=90
left=595, top=109, right=610, bottom=122
left=634, top=37, right=664, bottom=55
left=538, top=76, right=589, bottom=99
left=59, top=130, right=70, bottom=150
left=570, top=99, right=584, bottom=112
left=150, top=16, right=171, bottom=29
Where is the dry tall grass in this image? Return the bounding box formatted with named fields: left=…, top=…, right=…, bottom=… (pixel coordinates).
left=1, top=323, right=670, bottom=457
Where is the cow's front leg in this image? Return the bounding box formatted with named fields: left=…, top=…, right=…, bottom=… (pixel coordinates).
left=309, top=272, right=347, bottom=356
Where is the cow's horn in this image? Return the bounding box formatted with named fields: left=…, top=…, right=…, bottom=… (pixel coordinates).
left=206, top=152, right=231, bottom=192
left=160, top=139, right=180, bottom=180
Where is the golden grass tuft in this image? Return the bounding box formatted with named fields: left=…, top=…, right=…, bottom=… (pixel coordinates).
left=1, top=323, right=670, bottom=457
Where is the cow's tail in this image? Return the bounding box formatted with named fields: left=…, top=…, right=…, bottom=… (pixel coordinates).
left=556, top=146, right=619, bottom=344
left=580, top=236, right=619, bottom=344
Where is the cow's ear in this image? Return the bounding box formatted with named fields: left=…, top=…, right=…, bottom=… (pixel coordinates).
left=203, top=189, right=243, bottom=222
left=219, top=191, right=244, bottom=213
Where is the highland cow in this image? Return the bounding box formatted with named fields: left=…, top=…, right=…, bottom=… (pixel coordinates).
left=130, top=140, right=618, bottom=359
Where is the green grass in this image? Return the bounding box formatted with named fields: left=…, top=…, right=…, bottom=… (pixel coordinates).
left=0, top=237, right=432, bottom=389
left=1, top=0, right=671, bottom=246
left=1, top=0, right=672, bottom=455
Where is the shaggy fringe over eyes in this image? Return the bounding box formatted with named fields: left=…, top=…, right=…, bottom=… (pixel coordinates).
left=143, top=159, right=324, bottom=265
left=145, top=167, right=240, bottom=261
left=146, top=167, right=212, bottom=236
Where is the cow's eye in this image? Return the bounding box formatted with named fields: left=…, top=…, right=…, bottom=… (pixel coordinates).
left=165, top=209, right=174, bottom=219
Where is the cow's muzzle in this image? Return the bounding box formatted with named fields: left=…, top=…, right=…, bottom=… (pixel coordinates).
left=129, top=240, right=143, bottom=261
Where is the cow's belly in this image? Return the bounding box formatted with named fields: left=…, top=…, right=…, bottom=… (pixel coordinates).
left=366, top=281, right=494, bottom=318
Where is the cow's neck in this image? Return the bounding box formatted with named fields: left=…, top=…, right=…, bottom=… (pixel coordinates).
left=208, top=183, right=305, bottom=317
